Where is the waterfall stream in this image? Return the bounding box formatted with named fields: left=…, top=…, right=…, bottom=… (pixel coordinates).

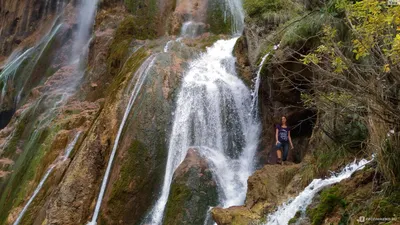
left=251, top=44, right=279, bottom=117
left=146, top=37, right=260, bottom=224
left=86, top=55, right=157, bottom=225
left=265, top=156, right=374, bottom=225
left=12, top=132, right=81, bottom=225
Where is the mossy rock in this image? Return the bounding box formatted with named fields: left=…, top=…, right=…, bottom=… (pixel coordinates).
left=107, top=15, right=156, bottom=77
left=206, top=0, right=233, bottom=35
left=123, top=0, right=159, bottom=33
left=288, top=210, right=302, bottom=224
left=163, top=149, right=218, bottom=225
left=99, top=43, right=193, bottom=224
left=306, top=186, right=346, bottom=225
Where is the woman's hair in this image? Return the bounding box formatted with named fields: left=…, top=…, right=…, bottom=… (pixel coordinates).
left=281, top=115, right=288, bottom=124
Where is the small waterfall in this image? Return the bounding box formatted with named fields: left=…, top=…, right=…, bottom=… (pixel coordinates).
left=265, top=156, right=374, bottom=225
left=15, top=23, right=63, bottom=105
left=12, top=132, right=81, bottom=225
left=163, top=40, right=174, bottom=53
left=0, top=22, right=62, bottom=107
left=180, top=21, right=206, bottom=38
left=70, top=0, right=99, bottom=62
left=146, top=38, right=260, bottom=224
left=250, top=44, right=279, bottom=117
left=86, top=55, right=157, bottom=225
left=223, top=0, right=245, bottom=35
left=0, top=47, right=34, bottom=105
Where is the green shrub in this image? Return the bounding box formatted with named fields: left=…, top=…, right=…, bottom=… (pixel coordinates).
left=244, top=0, right=303, bottom=25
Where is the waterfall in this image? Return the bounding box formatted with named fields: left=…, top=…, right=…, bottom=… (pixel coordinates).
left=12, top=132, right=81, bottom=225
left=0, top=47, right=34, bottom=105
left=146, top=37, right=260, bottom=224
left=250, top=44, right=279, bottom=117
left=180, top=21, right=206, bottom=38
left=265, top=156, right=374, bottom=225
left=86, top=55, right=157, bottom=225
left=224, top=0, right=245, bottom=35
left=70, top=0, right=99, bottom=62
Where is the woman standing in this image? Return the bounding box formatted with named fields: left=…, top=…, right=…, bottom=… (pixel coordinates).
left=275, top=116, right=294, bottom=164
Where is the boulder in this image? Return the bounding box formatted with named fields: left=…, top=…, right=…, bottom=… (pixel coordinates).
left=164, top=148, right=218, bottom=225
left=211, top=163, right=301, bottom=225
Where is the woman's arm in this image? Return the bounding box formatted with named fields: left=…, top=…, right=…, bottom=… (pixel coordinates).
left=288, top=130, right=294, bottom=149
left=275, top=128, right=279, bottom=145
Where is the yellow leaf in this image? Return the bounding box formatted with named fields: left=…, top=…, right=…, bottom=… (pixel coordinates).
left=383, top=64, right=391, bottom=73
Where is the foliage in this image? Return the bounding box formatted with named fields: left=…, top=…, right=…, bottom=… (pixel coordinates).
left=281, top=12, right=340, bottom=48
left=244, top=0, right=303, bottom=25
left=300, top=0, right=400, bottom=185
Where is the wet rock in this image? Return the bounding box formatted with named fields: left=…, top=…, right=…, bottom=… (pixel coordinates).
left=212, top=206, right=261, bottom=225
left=169, top=0, right=209, bottom=35
left=98, top=43, right=199, bottom=225
left=0, top=0, right=69, bottom=56
left=163, top=148, right=218, bottom=225
left=233, top=36, right=252, bottom=86
left=211, top=163, right=301, bottom=225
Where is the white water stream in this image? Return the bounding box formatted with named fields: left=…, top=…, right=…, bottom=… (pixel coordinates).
left=86, top=55, right=157, bottom=225
left=13, top=132, right=81, bottom=225
left=250, top=44, right=279, bottom=117
left=146, top=37, right=260, bottom=224
left=265, top=156, right=374, bottom=225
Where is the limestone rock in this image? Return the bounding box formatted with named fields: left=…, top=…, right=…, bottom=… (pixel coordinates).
left=233, top=36, right=252, bottom=86
left=212, top=206, right=261, bottom=225
left=211, top=163, right=301, bottom=225
left=164, top=148, right=218, bottom=225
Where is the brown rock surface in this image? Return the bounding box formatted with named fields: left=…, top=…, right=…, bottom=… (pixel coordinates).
left=163, top=148, right=218, bottom=225
left=212, top=163, right=302, bottom=225
left=0, top=0, right=71, bottom=56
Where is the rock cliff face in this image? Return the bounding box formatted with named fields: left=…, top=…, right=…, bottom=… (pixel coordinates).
left=0, top=0, right=248, bottom=224
left=0, top=0, right=71, bottom=57
left=211, top=162, right=302, bottom=225
left=164, top=148, right=218, bottom=225
left=3, top=0, right=390, bottom=224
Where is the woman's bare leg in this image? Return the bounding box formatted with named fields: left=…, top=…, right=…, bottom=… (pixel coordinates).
left=277, top=149, right=282, bottom=159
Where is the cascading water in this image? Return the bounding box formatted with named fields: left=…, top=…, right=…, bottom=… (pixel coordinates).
left=12, top=132, right=81, bottom=225
left=146, top=37, right=260, bottom=224
left=145, top=0, right=255, bottom=224
left=223, top=0, right=245, bottom=35
left=0, top=47, right=34, bottom=105
left=265, top=156, right=374, bottom=225
left=70, top=0, right=98, bottom=62
left=86, top=55, right=157, bottom=225
left=250, top=44, right=279, bottom=117
left=180, top=21, right=206, bottom=38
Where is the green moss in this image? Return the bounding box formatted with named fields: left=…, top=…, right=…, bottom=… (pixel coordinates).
left=3, top=116, right=27, bottom=157
left=123, top=0, right=159, bottom=36
left=206, top=0, right=232, bottom=34
left=107, top=16, right=156, bottom=78
left=163, top=167, right=218, bottom=225
left=164, top=182, right=192, bottom=224
left=0, top=127, right=50, bottom=224
left=106, top=47, right=148, bottom=103
left=105, top=139, right=154, bottom=223
left=307, top=186, right=346, bottom=225
left=288, top=211, right=302, bottom=224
